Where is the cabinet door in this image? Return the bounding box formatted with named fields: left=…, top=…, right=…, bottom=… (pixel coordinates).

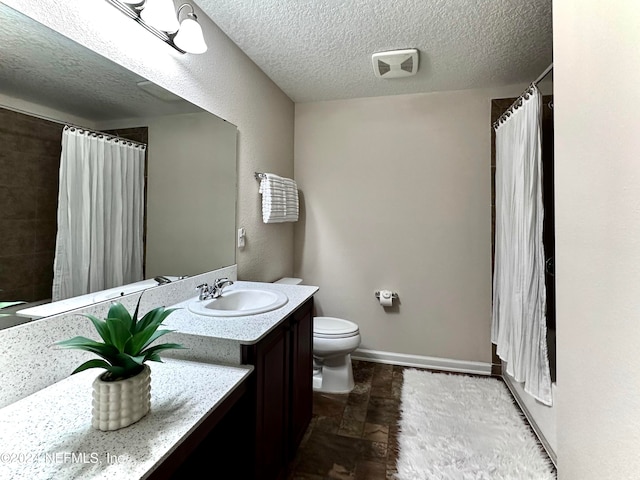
left=289, top=298, right=313, bottom=456
left=241, top=297, right=315, bottom=480
left=244, top=326, right=288, bottom=480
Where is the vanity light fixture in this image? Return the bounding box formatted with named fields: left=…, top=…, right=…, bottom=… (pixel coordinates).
left=140, top=0, right=180, bottom=33
left=174, top=4, right=207, bottom=54
left=105, top=0, right=208, bottom=54
left=120, top=0, right=145, bottom=6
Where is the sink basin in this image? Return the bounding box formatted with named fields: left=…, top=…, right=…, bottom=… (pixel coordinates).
left=187, top=289, right=288, bottom=317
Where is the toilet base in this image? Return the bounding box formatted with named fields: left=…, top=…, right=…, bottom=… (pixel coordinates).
left=312, top=354, right=355, bottom=394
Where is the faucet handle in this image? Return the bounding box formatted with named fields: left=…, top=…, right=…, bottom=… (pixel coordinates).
left=196, top=283, right=210, bottom=299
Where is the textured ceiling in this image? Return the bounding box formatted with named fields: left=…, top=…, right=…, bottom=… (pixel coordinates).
left=196, top=0, right=553, bottom=103
left=0, top=4, right=201, bottom=122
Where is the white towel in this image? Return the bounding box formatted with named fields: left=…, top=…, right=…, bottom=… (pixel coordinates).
left=259, top=173, right=299, bottom=223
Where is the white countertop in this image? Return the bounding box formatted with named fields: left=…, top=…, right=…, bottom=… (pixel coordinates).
left=15, top=277, right=181, bottom=320
left=164, top=281, right=319, bottom=345
left=0, top=359, right=252, bottom=480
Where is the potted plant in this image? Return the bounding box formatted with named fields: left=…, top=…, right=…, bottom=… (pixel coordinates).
left=56, top=300, right=184, bottom=431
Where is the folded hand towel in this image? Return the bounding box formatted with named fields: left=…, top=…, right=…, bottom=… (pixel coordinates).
left=259, top=173, right=299, bottom=223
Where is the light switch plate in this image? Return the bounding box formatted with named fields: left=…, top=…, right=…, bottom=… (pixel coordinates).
left=237, top=227, right=246, bottom=249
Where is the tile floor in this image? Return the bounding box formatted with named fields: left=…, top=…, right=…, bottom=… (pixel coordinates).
left=287, top=360, right=403, bottom=479
left=287, top=359, right=556, bottom=480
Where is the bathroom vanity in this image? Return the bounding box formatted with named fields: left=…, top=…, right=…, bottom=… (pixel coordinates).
left=0, top=275, right=317, bottom=480
left=164, top=281, right=317, bottom=480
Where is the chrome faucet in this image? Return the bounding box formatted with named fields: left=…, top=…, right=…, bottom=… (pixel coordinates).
left=196, top=278, right=234, bottom=301
left=214, top=277, right=234, bottom=293
left=196, top=283, right=212, bottom=300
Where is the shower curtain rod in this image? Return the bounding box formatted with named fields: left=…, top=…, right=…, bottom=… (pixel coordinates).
left=63, top=125, right=147, bottom=149
left=0, top=103, right=146, bottom=148
left=533, top=63, right=553, bottom=85
left=493, top=62, right=553, bottom=130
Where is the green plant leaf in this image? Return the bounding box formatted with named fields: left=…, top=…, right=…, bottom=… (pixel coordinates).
left=85, top=314, right=110, bottom=344
left=135, top=308, right=164, bottom=333
left=56, top=336, right=118, bottom=356
left=145, top=353, right=162, bottom=362
left=129, top=354, right=147, bottom=365
left=55, top=338, right=122, bottom=367
left=131, top=295, right=143, bottom=332
left=70, top=359, right=112, bottom=375
left=135, top=307, right=179, bottom=334
left=107, top=303, right=132, bottom=331
left=141, top=343, right=186, bottom=361
left=158, top=307, right=180, bottom=323
left=110, top=352, right=145, bottom=370
left=125, top=324, right=172, bottom=356
left=105, top=318, right=132, bottom=352
left=140, top=329, right=175, bottom=350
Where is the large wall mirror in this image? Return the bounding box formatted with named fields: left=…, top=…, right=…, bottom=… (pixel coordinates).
left=0, top=4, right=237, bottom=326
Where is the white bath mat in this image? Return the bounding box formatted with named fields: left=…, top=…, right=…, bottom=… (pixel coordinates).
left=396, top=369, right=555, bottom=480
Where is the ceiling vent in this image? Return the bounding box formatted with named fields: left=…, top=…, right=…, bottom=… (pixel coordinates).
left=372, top=49, right=419, bottom=79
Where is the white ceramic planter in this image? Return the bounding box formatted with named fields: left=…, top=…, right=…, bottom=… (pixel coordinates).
left=92, top=365, right=151, bottom=431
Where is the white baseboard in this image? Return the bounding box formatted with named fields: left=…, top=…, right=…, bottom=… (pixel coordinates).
left=502, top=373, right=557, bottom=467
left=352, top=348, right=492, bottom=376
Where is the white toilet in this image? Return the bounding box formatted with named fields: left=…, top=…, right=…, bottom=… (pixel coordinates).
left=274, top=278, right=361, bottom=394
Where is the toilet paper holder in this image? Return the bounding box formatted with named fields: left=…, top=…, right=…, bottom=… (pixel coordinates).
left=374, top=291, right=399, bottom=300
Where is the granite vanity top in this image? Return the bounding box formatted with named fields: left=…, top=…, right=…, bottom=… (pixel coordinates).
left=164, top=281, right=318, bottom=345
left=0, top=359, right=252, bottom=480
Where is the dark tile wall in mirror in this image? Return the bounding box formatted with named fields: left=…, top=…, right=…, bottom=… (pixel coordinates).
left=0, top=107, right=62, bottom=302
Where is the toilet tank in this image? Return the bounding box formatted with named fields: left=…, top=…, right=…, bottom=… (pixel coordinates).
left=274, top=277, right=303, bottom=285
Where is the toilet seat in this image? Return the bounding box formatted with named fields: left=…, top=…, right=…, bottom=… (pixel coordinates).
left=314, top=317, right=359, bottom=339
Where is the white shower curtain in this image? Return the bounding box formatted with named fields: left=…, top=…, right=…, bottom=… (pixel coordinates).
left=52, top=127, right=145, bottom=301
left=492, top=86, right=552, bottom=406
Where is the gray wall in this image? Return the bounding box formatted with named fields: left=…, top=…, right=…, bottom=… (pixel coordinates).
left=142, top=112, right=237, bottom=278
left=294, top=86, right=534, bottom=362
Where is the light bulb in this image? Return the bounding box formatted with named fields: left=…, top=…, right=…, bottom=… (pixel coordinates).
left=140, top=0, right=180, bottom=33
left=174, top=14, right=207, bottom=54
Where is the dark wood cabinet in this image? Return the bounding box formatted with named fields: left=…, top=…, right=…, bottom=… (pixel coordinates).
left=242, top=297, right=314, bottom=480
left=245, top=320, right=288, bottom=480
left=162, top=377, right=252, bottom=480
left=288, top=299, right=313, bottom=457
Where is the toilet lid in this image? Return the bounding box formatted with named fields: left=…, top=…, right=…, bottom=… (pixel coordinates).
left=314, top=316, right=359, bottom=337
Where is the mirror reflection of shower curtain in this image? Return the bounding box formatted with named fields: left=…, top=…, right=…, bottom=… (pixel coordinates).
left=52, top=127, right=145, bottom=301
left=491, top=86, right=552, bottom=406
